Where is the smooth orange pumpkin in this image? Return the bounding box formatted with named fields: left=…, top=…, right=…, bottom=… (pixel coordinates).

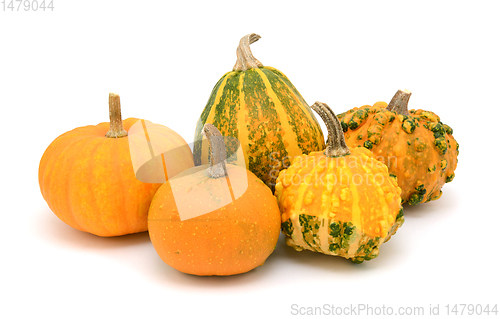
left=148, top=124, right=281, bottom=276
left=38, top=93, right=194, bottom=237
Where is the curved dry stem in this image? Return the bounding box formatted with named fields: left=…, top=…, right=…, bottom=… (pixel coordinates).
left=233, top=33, right=264, bottom=71
left=311, top=102, right=350, bottom=157
left=203, top=123, right=228, bottom=178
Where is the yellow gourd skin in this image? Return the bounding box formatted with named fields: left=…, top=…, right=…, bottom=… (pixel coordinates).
left=275, top=102, right=404, bottom=263
left=338, top=101, right=458, bottom=205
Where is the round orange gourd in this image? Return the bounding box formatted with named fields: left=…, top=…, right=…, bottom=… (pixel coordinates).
left=338, top=90, right=459, bottom=204
left=38, top=93, right=194, bottom=237
left=275, top=102, right=404, bottom=263
left=148, top=124, right=281, bottom=276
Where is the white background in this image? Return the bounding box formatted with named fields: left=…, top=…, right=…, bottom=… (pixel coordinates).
left=1, top=1, right=499, bottom=318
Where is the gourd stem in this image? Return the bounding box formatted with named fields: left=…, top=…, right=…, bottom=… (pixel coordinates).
left=386, top=89, right=412, bottom=116
left=310, top=102, right=350, bottom=157
left=105, top=93, right=128, bottom=138
left=203, top=124, right=228, bottom=178
left=233, top=33, right=264, bottom=71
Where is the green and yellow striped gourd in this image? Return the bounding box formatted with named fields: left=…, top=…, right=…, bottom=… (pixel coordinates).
left=194, top=33, right=325, bottom=191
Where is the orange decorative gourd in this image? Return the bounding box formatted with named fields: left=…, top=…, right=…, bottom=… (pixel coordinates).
left=148, top=124, right=281, bottom=276
left=275, top=102, right=404, bottom=263
left=39, top=93, right=194, bottom=237
left=338, top=90, right=459, bottom=204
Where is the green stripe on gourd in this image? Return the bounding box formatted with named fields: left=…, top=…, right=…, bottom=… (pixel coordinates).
left=194, top=75, right=228, bottom=165
left=260, top=68, right=322, bottom=154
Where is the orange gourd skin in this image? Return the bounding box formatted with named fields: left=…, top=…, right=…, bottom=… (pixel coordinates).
left=275, top=147, right=404, bottom=263
left=148, top=165, right=281, bottom=276
left=338, top=102, right=458, bottom=205
left=39, top=118, right=194, bottom=237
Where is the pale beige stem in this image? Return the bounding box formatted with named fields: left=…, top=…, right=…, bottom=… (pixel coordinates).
left=203, top=123, right=228, bottom=178
left=105, top=93, right=128, bottom=138
left=233, top=33, right=264, bottom=71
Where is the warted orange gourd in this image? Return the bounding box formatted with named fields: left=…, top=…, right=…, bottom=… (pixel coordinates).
left=338, top=90, right=458, bottom=205
left=275, top=102, right=404, bottom=263
left=38, top=93, right=193, bottom=237
left=149, top=124, right=281, bottom=276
